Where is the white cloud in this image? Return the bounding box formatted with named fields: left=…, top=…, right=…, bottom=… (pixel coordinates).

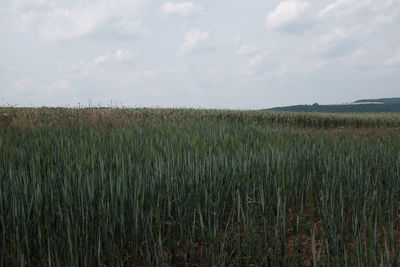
left=115, top=50, right=135, bottom=62
left=245, top=53, right=272, bottom=76
left=234, top=36, right=242, bottom=43
left=162, top=2, right=202, bottom=16
left=318, top=0, right=355, bottom=17
left=178, top=30, right=210, bottom=55
left=39, top=6, right=109, bottom=42
left=45, top=79, right=70, bottom=92
left=313, top=27, right=358, bottom=58
left=12, top=78, right=71, bottom=96
left=374, top=10, right=399, bottom=24
left=13, top=1, right=142, bottom=42
left=114, top=20, right=143, bottom=35
left=60, top=49, right=136, bottom=77
left=20, top=11, right=41, bottom=27
left=236, top=45, right=258, bottom=57
left=59, top=61, right=97, bottom=76
left=317, top=27, right=348, bottom=47
left=119, top=70, right=156, bottom=83
left=11, top=0, right=53, bottom=11
left=385, top=48, right=400, bottom=67
left=94, top=50, right=135, bottom=64
left=162, top=65, right=189, bottom=75
left=14, top=77, right=34, bottom=90
left=350, top=48, right=366, bottom=64
left=249, top=54, right=266, bottom=67
left=266, top=0, right=309, bottom=29
left=347, top=48, right=377, bottom=69
left=318, top=0, right=399, bottom=19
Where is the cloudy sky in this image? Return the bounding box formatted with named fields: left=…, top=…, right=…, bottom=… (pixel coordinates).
left=0, top=0, right=399, bottom=109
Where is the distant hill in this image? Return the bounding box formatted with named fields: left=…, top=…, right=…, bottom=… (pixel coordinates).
left=354, top=98, right=400, bottom=104
left=266, top=97, right=400, bottom=113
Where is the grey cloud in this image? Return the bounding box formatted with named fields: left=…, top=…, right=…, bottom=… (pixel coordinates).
left=1, top=0, right=400, bottom=108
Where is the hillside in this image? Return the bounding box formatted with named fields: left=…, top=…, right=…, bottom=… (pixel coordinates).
left=267, top=97, right=400, bottom=113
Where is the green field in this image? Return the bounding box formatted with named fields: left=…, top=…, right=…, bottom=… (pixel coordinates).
left=1, top=108, right=400, bottom=266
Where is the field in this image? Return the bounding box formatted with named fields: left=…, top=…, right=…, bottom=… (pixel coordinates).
left=1, top=107, right=400, bottom=266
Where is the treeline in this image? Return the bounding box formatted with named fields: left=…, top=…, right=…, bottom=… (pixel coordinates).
left=267, top=103, right=400, bottom=113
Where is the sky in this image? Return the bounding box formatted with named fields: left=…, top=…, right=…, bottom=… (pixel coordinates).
left=0, top=0, right=399, bottom=109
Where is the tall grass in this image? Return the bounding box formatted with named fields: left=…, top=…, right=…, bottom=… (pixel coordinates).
left=1, top=108, right=400, bottom=266
left=1, top=107, right=400, bottom=129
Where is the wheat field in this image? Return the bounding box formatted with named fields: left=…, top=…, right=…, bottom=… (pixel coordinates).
left=1, top=108, right=400, bottom=266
